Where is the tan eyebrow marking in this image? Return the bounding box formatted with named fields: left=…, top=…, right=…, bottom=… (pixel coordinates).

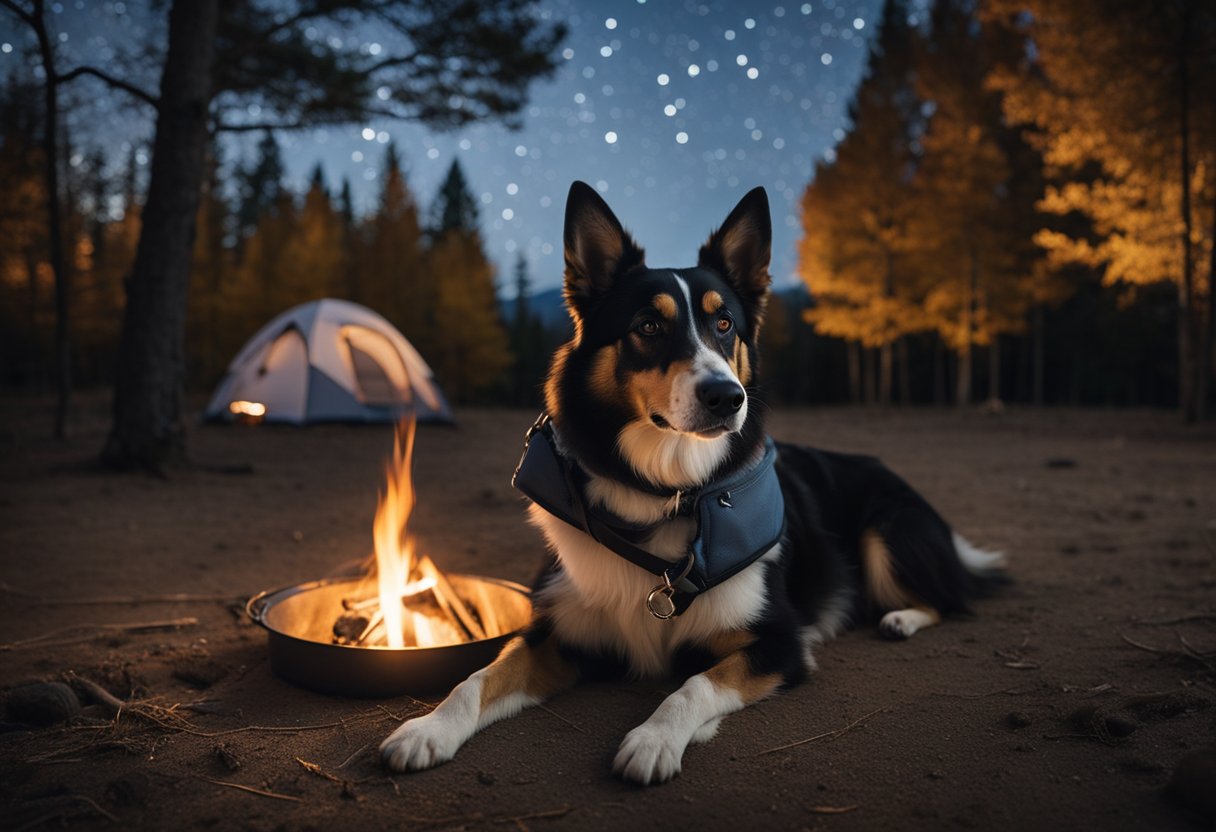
left=702, top=290, right=724, bottom=315
left=652, top=293, right=677, bottom=320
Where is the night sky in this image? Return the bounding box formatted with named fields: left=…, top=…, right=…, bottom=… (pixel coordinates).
left=3, top=0, right=883, bottom=295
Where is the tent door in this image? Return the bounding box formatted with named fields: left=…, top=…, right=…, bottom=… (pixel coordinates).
left=348, top=340, right=410, bottom=407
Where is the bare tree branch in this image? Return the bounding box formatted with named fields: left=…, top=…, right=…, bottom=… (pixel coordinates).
left=0, top=0, right=37, bottom=28
left=56, top=65, right=159, bottom=108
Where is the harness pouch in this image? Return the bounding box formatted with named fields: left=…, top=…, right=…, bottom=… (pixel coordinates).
left=512, top=427, right=582, bottom=530
left=690, top=439, right=785, bottom=588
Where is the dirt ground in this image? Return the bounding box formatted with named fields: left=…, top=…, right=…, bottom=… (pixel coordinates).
left=2, top=393, right=1215, bottom=831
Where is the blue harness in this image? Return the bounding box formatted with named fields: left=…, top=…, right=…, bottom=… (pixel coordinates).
left=511, top=414, right=786, bottom=619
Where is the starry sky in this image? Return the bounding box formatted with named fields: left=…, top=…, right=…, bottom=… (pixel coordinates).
left=4, top=0, right=883, bottom=295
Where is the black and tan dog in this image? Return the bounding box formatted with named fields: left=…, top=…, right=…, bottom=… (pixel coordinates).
left=381, top=182, right=1005, bottom=785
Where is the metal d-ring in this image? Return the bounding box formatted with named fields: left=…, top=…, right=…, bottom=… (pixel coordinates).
left=645, top=553, right=695, bottom=621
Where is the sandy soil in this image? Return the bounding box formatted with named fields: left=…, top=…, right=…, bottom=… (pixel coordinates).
left=2, top=393, right=1215, bottom=831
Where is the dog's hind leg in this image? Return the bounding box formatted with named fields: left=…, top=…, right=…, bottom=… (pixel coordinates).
left=860, top=529, right=943, bottom=640
left=878, top=606, right=941, bottom=640
left=380, top=634, right=577, bottom=772
left=613, top=632, right=803, bottom=785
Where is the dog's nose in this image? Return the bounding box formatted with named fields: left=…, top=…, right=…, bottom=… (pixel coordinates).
left=697, top=377, right=745, bottom=418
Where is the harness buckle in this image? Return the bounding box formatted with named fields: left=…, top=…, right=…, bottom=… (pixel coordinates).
left=511, top=412, right=550, bottom=488
left=645, top=552, right=695, bottom=620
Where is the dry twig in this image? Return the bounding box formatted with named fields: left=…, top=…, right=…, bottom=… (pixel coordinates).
left=199, top=776, right=303, bottom=802
left=756, top=708, right=885, bottom=756
left=1, top=617, right=198, bottom=651
left=296, top=757, right=344, bottom=783
left=808, top=805, right=859, bottom=815
left=538, top=703, right=586, bottom=733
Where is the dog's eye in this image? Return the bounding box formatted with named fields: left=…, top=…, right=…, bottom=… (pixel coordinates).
left=716, top=316, right=733, bottom=334
left=637, top=319, right=660, bottom=337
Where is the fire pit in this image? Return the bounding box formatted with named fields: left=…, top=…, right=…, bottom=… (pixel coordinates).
left=246, top=419, right=532, bottom=698
left=246, top=575, right=530, bottom=697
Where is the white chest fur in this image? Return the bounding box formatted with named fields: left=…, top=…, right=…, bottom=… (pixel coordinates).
left=528, top=500, right=776, bottom=678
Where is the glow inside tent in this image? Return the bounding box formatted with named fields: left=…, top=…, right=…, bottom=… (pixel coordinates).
left=203, top=299, right=453, bottom=424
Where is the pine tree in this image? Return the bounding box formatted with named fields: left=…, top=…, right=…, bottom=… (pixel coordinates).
left=236, top=130, right=283, bottom=241
left=363, top=143, right=426, bottom=343
left=507, top=253, right=549, bottom=405
left=910, top=0, right=1038, bottom=406
left=429, top=231, right=512, bottom=401
left=798, top=0, right=925, bottom=405
left=426, top=162, right=510, bottom=400
left=337, top=177, right=360, bottom=302
left=431, top=159, right=481, bottom=236
left=288, top=164, right=344, bottom=301
left=984, top=0, right=1216, bottom=419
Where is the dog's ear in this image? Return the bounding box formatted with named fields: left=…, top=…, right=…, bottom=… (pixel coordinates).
left=698, top=187, right=772, bottom=315
left=563, top=181, right=645, bottom=312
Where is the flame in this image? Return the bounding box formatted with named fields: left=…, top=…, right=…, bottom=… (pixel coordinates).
left=374, top=419, right=418, bottom=649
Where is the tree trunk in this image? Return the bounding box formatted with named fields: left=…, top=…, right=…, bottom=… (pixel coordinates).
left=897, top=335, right=911, bottom=405
left=988, top=337, right=1001, bottom=404
left=1200, top=200, right=1216, bottom=420
left=1032, top=305, right=1045, bottom=406
left=879, top=342, right=893, bottom=407
left=26, top=0, right=71, bottom=438
left=102, top=0, right=219, bottom=471
left=863, top=347, right=877, bottom=405
left=847, top=341, right=861, bottom=404
left=1177, top=0, right=1197, bottom=422
left=933, top=335, right=946, bottom=405
left=956, top=251, right=976, bottom=407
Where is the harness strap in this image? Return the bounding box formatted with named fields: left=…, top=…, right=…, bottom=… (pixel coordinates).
left=512, top=413, right=781, bottom=618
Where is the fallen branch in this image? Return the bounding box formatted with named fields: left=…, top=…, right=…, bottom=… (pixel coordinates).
left=63, top=675, right=392, bottom=738
left=1, top=617, right=198, bottom=651
left=808, top=805, right=859, bottom=814
left=199, top=776, right=303, bottom=802
left=755, top=708, right=885, bottom=756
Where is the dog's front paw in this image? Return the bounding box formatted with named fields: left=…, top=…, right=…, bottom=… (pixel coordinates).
left=613, top=723, right=685, bottom=785
left=380, top=714, right=464, bottom=772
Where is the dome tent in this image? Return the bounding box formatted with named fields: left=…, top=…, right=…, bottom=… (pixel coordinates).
left=204, top=299, right=453, bottom=425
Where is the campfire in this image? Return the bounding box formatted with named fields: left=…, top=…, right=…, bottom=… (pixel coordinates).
left=247, top=417, right=531, bottom=697
left=331, top=419, right=508, bottom=649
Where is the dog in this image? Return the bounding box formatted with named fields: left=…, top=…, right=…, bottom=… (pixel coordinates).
left=380, top=181, right=1006, bottom=785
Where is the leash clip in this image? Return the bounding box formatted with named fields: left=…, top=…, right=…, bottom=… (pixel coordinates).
left=645, top=552, right=694, bottom=620
left=511, top=412, right=550, bottom=487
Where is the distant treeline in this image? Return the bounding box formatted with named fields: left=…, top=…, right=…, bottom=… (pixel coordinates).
left=796, top=0, right=1214, bottom=415
left=1, top=0, right=1213, bottom=415
left=0, top=109, right=556, bottom=404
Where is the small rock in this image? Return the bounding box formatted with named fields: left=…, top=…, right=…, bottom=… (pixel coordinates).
left=1045, top=458, right=1077, bottom=469
left=1166, top=750, right=1216, bottom=824
left=5, top=682, right=81, bottom=726
left=1005, top=711, right=1032, bottom=729
left=214, top=741, right=242, bottom=771
left=172, top=659, right=229, bottom=690
left=106, top=773, right=150, bottom=806
left=477, top=771, right=497, bottom=786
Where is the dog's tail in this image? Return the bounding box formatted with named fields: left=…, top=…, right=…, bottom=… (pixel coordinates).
left=952, top=532, right=1010, bottom=595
